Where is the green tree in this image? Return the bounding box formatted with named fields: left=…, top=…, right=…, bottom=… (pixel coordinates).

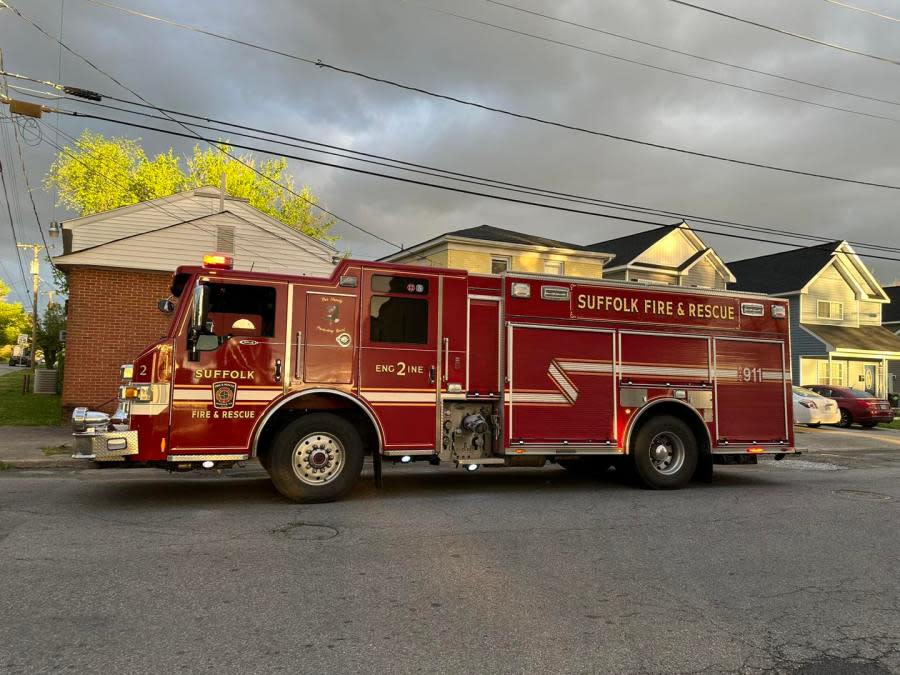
left=0, top=279, right=30, bottom=347
left=44, top=131, right=335, bottom=242
left=36, top=302, right=66, bottom=369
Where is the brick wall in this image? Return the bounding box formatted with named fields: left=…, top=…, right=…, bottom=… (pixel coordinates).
left=62, top=267, right=173, bottom=415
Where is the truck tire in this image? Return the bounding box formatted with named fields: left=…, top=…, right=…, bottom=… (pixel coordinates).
left=268, top=413, right=364, bottom=503
left=630, top=415, right=698, bottom=490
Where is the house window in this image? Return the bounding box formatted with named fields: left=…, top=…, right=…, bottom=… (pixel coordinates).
left=491, top=257, right=510, bottom=274
left=817, top=300, right=844, bottom=320
left=543, top=260, right=564, bottom=276
left=817, top=360, right=845, bottom=386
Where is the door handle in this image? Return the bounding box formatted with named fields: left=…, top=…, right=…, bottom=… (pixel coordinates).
left=275, top=359, right=282, bottom=383
left=428, top=365, right=436, bottom=385
left=294, top=331, right=302, bottom=379
left=443, top=337, right=449, bottom=382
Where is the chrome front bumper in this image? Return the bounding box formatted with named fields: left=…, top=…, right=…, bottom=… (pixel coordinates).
left=71, top=406, right=139, bottom=461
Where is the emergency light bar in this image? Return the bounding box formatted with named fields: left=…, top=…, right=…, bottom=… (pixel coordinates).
left=203, top=254, right=234, bottom=269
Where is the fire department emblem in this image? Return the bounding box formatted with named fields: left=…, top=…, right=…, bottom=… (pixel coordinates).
left=336, top=332, right=352, bottom=348
left=212, top=381, right=237, bottom=409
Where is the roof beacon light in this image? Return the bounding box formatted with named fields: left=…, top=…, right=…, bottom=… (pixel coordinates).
left=203, top=253, right=234, bottom=270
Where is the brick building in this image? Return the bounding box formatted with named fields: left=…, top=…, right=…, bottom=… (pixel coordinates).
left=53, top=187, right=337, bottom=414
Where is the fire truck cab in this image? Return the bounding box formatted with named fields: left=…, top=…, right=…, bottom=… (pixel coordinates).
left=72, top=257, right=795, bottom=502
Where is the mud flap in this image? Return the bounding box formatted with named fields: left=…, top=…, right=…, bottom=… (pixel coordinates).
left=373, top=450, right=383, bottom=489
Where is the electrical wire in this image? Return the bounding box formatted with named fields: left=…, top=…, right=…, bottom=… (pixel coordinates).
left=824, top=0, right=900, bottom=23
left=48, top=91, right=900, bottom=256
left=10, top=72, right=900, bottom=262
left=414, top=2, right=900, bottom=125
left=37, top=122, right=321, bottom=272
left=1, top=0, right=397, bottom=251
left=669, top=0, right=900, bottom=67
left=485, top=0, right=900, bottom=109
left=44, top=2, right=900, bottom=192
left=12, top=118, right=55, bottom=267
left=53, top=108, right=900, bottom=263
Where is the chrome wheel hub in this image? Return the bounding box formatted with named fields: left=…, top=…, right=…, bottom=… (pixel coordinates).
left=292, top=433, right=345, bottom=485
left=648, top=432, right=685, bottom=476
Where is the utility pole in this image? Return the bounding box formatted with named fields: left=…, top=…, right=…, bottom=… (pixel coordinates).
left=16, top=243, right=43, bottom=375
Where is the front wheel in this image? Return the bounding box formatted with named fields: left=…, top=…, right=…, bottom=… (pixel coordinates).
left=631, top=415, right=698, bottom=489
left=268, top=413, right=364, bottom=503
left=838, top=409, right=853, bottom=428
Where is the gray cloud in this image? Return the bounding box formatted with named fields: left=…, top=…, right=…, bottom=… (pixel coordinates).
left=3, top=0, right=900, bottom=311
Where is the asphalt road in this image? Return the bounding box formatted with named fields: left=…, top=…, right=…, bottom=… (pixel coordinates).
left=0, top=364, right=22, bottom=377
left=1, top=435, right=898, bottom=674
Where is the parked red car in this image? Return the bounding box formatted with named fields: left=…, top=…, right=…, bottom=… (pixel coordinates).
left=802, top=385, right=894, bottom=428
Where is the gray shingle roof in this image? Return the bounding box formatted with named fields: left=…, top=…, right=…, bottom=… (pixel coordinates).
left=883, top=286, right=900, bottom=324
left=728, top=241, right=842, bottom=294
left=445, top=224, right=592, bottom=251
left=586, top=224, right=679, bottom=266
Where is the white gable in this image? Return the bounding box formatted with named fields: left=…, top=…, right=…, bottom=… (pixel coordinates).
left=54, top=188, right=336, bottom=276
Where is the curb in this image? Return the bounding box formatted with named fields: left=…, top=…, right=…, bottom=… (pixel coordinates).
left=1, top=458, right=87, bottom=470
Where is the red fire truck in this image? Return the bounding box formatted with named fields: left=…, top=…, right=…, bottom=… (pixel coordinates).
left=72, top=255, right=795, bottom=502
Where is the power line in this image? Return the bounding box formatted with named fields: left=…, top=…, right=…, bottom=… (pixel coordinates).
left=485, top=0, right=900, bottom=109
left=2, top=0, right=398, bottom=251
left=669, top=0, right=900, bottom=67
left=414, top=2, right=900, bottom=125
left=36, top=123, right=324, bottom=273
left=11, top=117, right=55, bottom=267
left=824, top=0, right=900, bottom=24
left=11, top=70, right=900, bottom=261
left=53, top=108, right=900, bottom=263
left=46, top=90, right=900, bottom=256
left=56, top=1, right=900, bottom=192
left=0, top=154, right=33, bottom=309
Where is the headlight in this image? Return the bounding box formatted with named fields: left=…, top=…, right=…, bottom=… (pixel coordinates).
left=119, top=384, right=153, bottom=402
left=120, top=364, right=134, bottom=381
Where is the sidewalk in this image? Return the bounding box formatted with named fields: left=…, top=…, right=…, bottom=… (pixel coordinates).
left=0, top=426, right=83, bottom=469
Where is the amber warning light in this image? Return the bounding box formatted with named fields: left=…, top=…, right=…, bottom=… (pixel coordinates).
left=202, top=254, right=234, bottom=269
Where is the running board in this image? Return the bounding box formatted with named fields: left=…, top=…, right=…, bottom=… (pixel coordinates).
left=453, top=457, right=506, bottom=468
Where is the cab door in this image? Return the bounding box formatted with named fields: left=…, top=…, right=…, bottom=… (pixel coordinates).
left=357, top=270, right=440, bottom=453
left=170, top=278, right=287, bottom=455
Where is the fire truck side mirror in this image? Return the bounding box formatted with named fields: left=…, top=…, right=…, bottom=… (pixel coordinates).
left=157, top=297, right=175, bottom=314
left=187, top=284, right=211, bottom=362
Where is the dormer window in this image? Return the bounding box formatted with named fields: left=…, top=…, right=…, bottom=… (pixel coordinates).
left=817, top=300, right=844, bottom=320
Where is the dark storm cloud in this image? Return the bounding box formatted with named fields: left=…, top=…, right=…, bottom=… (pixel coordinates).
left=2, top=0, right=900, bottom=308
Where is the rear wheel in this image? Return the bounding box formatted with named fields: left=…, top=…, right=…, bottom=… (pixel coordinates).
left=838, top=409, right=853, bottom=428
left=631, top=415, right=698, bottom=490
left=268, top=413, right=364, bottom=503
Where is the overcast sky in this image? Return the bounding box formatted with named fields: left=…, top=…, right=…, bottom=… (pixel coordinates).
left=2, top=0, right=899, bottom=308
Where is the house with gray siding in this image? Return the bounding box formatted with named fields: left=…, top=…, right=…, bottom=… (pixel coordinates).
left=882, top=285, right=900, bottom=394
left=730, top=241, right=900, bottom=398
left=587, top=222, right=735, bottom=289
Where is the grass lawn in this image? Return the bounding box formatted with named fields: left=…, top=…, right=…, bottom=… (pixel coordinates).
left=880, top=418, right=900, bottom=430
left=0, top=370, right=62, bottom=426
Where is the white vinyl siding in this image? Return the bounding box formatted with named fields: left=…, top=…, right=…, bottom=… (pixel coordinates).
left=802, top=264, right=857, bottom=326
left=858, top=300, right=882, bottom=326
left=56, top=195, right=335, bottom=276
left=633, top=228, right=696, bottom=267
left=682, top=258, right=724, bottom=289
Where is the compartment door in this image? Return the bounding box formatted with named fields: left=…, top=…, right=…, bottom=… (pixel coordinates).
left=714, top=338, right=789, bottom=443
left=507, top=324, right=615, bottom=446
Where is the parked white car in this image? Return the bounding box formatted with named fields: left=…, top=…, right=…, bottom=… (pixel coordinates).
left=793, top=386, right=840, bottom=427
